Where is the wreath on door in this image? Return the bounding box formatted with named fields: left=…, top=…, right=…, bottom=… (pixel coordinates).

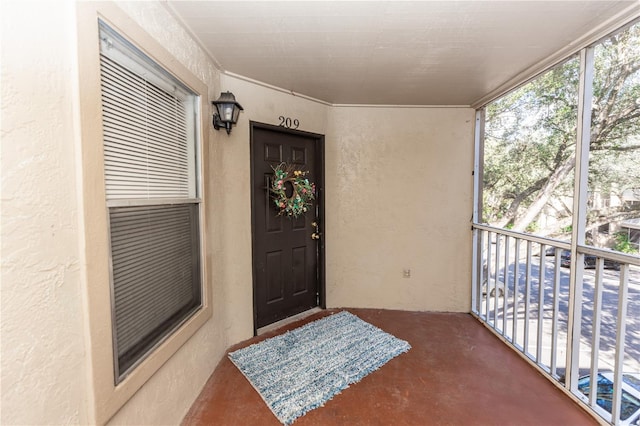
left=271, top=163, right=316, bottom=218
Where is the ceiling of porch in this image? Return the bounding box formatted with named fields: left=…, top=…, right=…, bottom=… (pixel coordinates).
left=166, top=1, right=638, bottom=106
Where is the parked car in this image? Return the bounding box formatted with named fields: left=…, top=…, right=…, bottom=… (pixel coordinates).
left=578, top=372, right=640, bottom=425
left=559, top=250, right=620, bottom=270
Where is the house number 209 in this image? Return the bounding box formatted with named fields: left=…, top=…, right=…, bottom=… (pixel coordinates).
left=278, top=116, right=299, bottom=129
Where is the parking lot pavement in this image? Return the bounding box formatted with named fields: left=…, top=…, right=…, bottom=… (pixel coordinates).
left=483, top=259, right=639, bottom=374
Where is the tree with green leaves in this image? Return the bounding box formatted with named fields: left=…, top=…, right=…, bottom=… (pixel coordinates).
left=483, top=22, right=640, bottom=238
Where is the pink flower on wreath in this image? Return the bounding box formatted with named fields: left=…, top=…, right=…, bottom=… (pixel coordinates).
left=302, top=188, right=307, bottom=194
left=280, top=202, right=285, bottom=208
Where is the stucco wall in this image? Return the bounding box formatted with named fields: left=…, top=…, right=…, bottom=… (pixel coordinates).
left=213, top=74, right=331, bottom=342
left=0, top=2, right=331, bottom=424
left=325, top=106, right=475, bottom=312
left=104, top=2, right=227, bottom=425
left=1, top=1, right=89, bottom=424
left=1, top=1, right=473, bottom=424
left=107, top=70, right=332, bottom=426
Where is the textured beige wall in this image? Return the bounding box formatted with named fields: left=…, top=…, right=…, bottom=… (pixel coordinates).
left=1, top=1, right=474, bottom=424
left=1, top=1, right=89, bottom=424
left=2, top=1, right=231, bottom=424
left=325, top=107, right=475, bottom=312
left=0, top=2, right=331, bottom=424
left=103, top=2, right=226, bottom=425
left=222, top=75, right=330, bottom=135
left=209, top=74, right=330, bottom=341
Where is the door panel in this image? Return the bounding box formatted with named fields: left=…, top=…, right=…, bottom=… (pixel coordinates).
left=251, top=123, right=324, bottom=329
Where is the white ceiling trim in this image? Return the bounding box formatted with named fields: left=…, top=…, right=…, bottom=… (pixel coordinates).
left=226, top=69, right=472, bottom=108
left=471, top=3, right=640, bottom=109
left=165, top=1, right=640, bottom=109
left=332, top=103, right=470, bottom=109
left=226, top=70, right=470, bottom=108
left=224, top=70, right=333, bottom=106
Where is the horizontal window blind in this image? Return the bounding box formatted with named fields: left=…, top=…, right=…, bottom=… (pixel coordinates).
left=110, top=204, right=201, bottom=374
left=101, top=55, right=191, bottom=200
left=98, top=21, right=202, bottom=383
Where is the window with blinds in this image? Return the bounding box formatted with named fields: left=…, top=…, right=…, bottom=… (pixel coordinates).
left=98, top=21, right=202, bottom=383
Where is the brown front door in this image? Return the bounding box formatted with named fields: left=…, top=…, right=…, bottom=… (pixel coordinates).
left=250, top=122, right=325, bottom=330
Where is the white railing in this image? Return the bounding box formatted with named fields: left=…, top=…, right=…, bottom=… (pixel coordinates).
left=472, top=223, right=640, bottom=426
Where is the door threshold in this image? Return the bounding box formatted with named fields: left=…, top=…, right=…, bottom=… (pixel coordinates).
left=257, top=307, right=323, bottom=336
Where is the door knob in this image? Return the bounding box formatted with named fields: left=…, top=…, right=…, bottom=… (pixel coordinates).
left=311, top=221, right=321, bottom=240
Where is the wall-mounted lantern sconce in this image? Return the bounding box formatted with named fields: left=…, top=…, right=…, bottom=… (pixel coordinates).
left=212, top=91, right=243, bottom=135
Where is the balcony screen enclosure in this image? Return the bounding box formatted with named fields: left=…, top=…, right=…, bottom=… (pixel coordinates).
left=473, top=20, right=640, bottom=426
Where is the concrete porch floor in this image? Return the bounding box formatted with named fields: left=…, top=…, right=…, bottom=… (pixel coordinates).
left=182, top=308, right=596, bottom=425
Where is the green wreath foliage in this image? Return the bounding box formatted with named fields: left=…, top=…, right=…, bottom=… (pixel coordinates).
left=271, top=163, right=316, bottom=218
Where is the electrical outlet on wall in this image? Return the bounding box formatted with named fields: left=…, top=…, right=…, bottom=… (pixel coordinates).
left=403, top=268, right=411, bottom=278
